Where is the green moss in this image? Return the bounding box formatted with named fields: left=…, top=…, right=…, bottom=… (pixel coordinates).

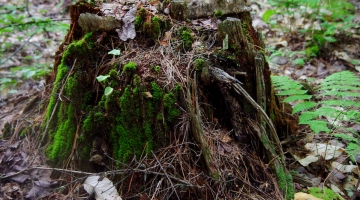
left=151, top=16, right=161, bottom=38
left=138, top=7, right=147, bottom=19
left=194, top=58, right=205, bottom=71
left=20, top=126, right=31, bottom=138
left=213, top=171, right=220, bottom=180
left=154, top=65, right=161, bottom=72
left=44, top=32, right=93, bottom=123
left=113, top=85, right=154, bottom=162
left=156, top=113, right=163, bottom=121
left=180, top=29, right=193, bottom=51
left=174, top=82, right=182, bottom=94
left=305, top=45, right=319, bottom=58
left=163, top=92, right=180, bottom=122
left=214, top=10, right=223, bottom=18
left=123, top=61, right=137, bottom=74
left=308, top=187, right=339, bottom=200
left=270, top=110, right=275, bottom=121
left=44, top=32, right=94, bottom=165
left=81, top=91, right=92, bottom=112
left=151, top=82, right=163, bottom=102
left=135, top=16, right=143, bottom=30
left=46, top=103, right=76, bottom=162
left=109, top=69, right=118, bottom=78
left=276, top=167, right=294, bottom=200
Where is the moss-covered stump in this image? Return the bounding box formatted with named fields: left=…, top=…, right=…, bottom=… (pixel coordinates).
left=42, top=1, right=298, bottom=199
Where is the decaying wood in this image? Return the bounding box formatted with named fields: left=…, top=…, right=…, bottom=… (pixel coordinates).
left=203, top=66, right=287, bottom=168
left=169, top=0, right=251, bottom=20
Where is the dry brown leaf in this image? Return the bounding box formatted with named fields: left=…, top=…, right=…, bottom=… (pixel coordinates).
left=294, top=192, right=322, bottom=200
left=221, top=135, right=232, bottom=143
left=159, top=40, right=169, bottom=46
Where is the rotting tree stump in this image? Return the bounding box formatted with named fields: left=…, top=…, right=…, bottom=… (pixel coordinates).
left=40, top=0, right=298, bottom=199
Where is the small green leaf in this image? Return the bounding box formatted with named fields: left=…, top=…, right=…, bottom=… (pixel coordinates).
left=350, top=59, right=360, bottom=65
left=96, top=75, right=109, bottom=82
left=9, top=89, right=18, bottom=94
left=293, top=58, right=305, bottom=66
left=104, top=86, right=113, bottom=96
left=323, top=36, right=337, bottom=42
left=0, top=78, right=12, bottom=84
left=108, top=49, right=121, bottom=56
left=282, top=95, right=312, bottom=102
left=292, top=102, right=317, bottom=114
left=262, top=9, right=276, bottom=23
left=346, top=143, right=360, bottom=162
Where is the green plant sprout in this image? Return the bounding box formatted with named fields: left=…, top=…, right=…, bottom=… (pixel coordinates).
left=123, top=61, right=137, bottom=74
left=108, top=49, right=121, bottom=56
left=96, top=75, right=113, bottom=96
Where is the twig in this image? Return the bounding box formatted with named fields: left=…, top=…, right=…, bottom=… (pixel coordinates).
left=152, top=151, right=181, bottom=200
left=0, top=32, right=36, bottom=68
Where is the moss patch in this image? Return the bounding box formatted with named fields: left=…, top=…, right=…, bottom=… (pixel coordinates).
left=113, top=84, right=154, bottom=162
left=44, top=32, right=94, bottom=165
left=276, top=166, right=294, bottom=200
left=163, top=92, right=180, bottom=122
left=179, top=27, right=193, bottom=51
left=194, top=58, right=205, bottom=71
left=123, top=61, right=137, bottom=74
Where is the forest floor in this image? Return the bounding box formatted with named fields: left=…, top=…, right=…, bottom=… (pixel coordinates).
left=1, top=0, right=360, bottom=199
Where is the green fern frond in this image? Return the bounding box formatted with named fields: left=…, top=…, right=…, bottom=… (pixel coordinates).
left=316, top=107, right=343, bottom=118
left=321, top=71, right=360, bottom=85
left=283, top=95, right=312, bottom=102
left=299, top=111, right=320, bottom=123
left=321, top=100, right=360, bottom=108
left=271, top=71, right=360, bottom=134
left=321, top=91, right=360, bottom=98
left=346, top=110, right=360, bottom=122
left=276, top=85, right=303, bottom=91
left=271, top=76, right=304, bottom=91
left=320, top=71, right=360, bottom=95
left=277, top=89, right=308, bottom=96
left=301, top=120, right=330, bottom=134
left=333, top=133, right=358, bottom=142
left=320, top=85, right=360, bottom=91
left=346, top=142, right=360, bottom=162
left=292, top=102, right=317, bottom=114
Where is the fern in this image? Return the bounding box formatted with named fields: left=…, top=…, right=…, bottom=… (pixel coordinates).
left=346, top=143, right=360, bottom=162
left=272, top=71, right=360, bottom=134
left=292, top=102, right=317, bottom=114
left=333, top=133, right=358, bottom=143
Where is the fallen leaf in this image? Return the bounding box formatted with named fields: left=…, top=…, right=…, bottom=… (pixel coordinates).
left=84, top=175, right=122, bottom=200
left=294, top=192, right=322, bottom=200
left=331, top=161, right=358, bottom=173
left=294, top=154, right=319, bottom=167
left=144, top=92, right=152, bottom=98
left=305, top=143, right=343, bottom=160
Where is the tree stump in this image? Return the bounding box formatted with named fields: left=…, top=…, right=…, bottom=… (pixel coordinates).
left=41, top=0, right=298, bottom=199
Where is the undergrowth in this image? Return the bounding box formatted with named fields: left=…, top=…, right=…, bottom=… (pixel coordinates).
left=264, top=0, right=359, bottom=64
left=0, top=3, right=69, bottom=93
left=272, top=71, right=360, bottom=160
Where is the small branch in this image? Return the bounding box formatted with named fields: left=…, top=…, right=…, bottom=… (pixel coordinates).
left=152, top=151, right=181, bottom=200
left=0, top=32, right=36, bottom=68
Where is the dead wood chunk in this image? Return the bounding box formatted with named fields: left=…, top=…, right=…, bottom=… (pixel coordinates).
left=78, top=13, right=122, bottom=33
left=169, top=0, right=251, bottom=20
